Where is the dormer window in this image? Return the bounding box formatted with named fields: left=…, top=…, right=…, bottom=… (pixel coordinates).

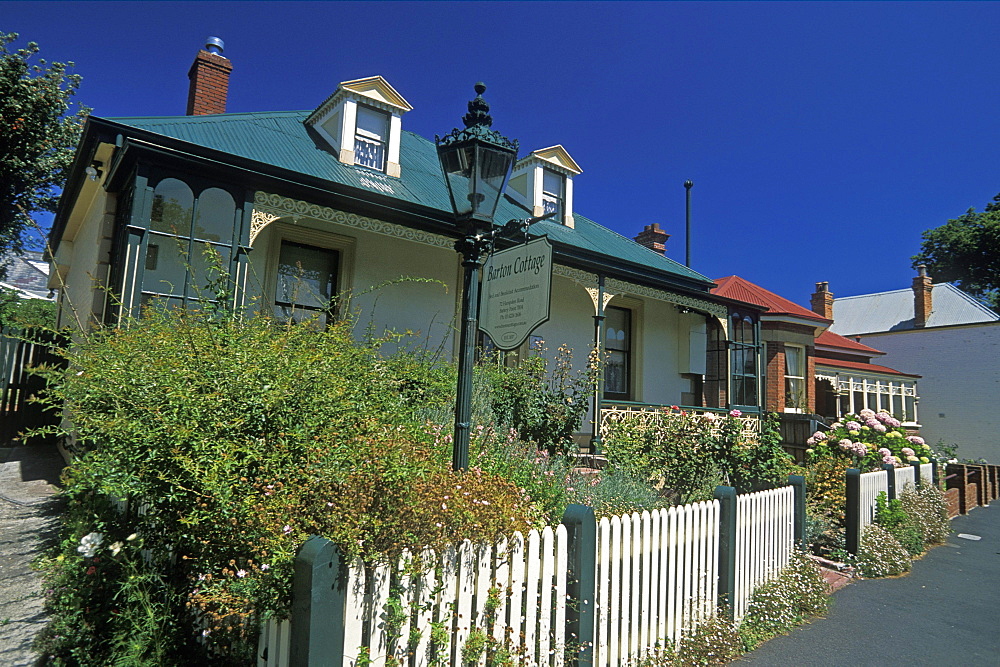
left=305, top=76, right=412, bottom=178
left=507, top=145, right=582, bottom=228
left=354, top=105, right=390, bottom=171
left=542, top=169, right=564, bottom=218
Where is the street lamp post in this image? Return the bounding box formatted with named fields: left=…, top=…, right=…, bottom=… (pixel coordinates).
left=436, top=83, right=519, bottom=471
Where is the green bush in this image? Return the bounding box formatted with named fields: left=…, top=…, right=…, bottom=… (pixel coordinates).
left=899, top=483, right=951, bottom=546
left=32, top=306, right=540, bottom=664
left=857, top=524, right=912, bottom=578
left=874, top=491, right=924, bottom=556
left=603, top=409, right=792, bottom=503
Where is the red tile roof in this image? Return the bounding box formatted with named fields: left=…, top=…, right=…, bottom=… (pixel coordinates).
left=815, top=357, right=920, bottom=378
left=712, top=276, right=831, bottom=323
left=815, top=329, right=883, bottom=354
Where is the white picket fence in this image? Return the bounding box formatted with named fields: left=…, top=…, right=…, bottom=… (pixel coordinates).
left=858, top=469, right=889, bottom=531
left=894, top=465, right=915, bottom=490
left=259, top=488, right=799, bottom=666
left=733, top=486, right=795, bottom=621
left=918, top=462, right=933, bottom=484
left=593, top=502, right=719, bottom=666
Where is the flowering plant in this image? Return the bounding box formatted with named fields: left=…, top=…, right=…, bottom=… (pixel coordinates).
left=804, top=408, right=931, bottom=471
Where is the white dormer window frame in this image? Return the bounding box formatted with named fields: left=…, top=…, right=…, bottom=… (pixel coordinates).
left=305, top=76, right=412, bottom=178
left=507, top=145, right=582, bottom=228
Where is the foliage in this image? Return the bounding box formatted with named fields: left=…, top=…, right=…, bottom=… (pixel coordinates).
left=477, top=341, right=594, bottom=455
left=629, top=614, right=743, bottom=666
left=803, top=455, right=852, bottom=529
left=804, top=503, right=846, bottom=557
left=603, top=408, right=793, bottom=503
left=874, top=491, right=924, bottom=556
left=0, top=32, right=89, bottom=256
left=738, top=553, right=830, bottom=651
left=912, top=194, right=1000, bottom=310
left=0, top=288, right=56, bottom=329
left=805, top=408, right=933, bottom=472
left=32, top=305, right=543, bottom=664
left=898, top=484, right=951, bottom=546
left=857, top=524, right=912, bottom=578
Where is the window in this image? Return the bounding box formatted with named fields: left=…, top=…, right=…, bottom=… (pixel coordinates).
left=273, top=241, right=340, bottom=326
left=604, top=306, right=631, bottom=400
left=354, top=105, right=390, bottom=171
left=730, top=313, right=759, bottom=409
left=142, top=179, right=237, bottom=310
left=541, top=169, right=564, bottom=218
left=784, top=344, right=806, bottom=413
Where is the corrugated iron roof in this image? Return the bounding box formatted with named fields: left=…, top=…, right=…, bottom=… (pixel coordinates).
left=711, top=275, right=830, bottom=322
left=102, top=111, right=712, bottom=287
left=830, top=283, right=1000, bottom=335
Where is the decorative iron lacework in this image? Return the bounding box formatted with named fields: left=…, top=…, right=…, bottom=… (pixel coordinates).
left=599, top=403, right=761, bottom=441
left=551, top=265, right=726, bottom=317
left=251, top=192, right=454, bottom=250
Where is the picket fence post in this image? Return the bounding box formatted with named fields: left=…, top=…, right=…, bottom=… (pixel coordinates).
left=561, top=503, right=597, bottom=666
left=291, top=536, right=345, bottom=667
left=910, top=461, right=922, bottom=488
left=845, top=469, right=860, bottom=557
left=787, top=475, right=806, bottom=551
left=882, top=463, right=897, bottom=500
left=713, top=486, right=736, bottom=619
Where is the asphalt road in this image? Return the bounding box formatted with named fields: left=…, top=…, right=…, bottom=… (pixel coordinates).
left=739, top=502, right=1000, bottom=666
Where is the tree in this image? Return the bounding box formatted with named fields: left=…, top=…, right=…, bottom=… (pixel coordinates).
left=912, top=193, right=1000, bottom=310
left=0, top=32, right=88, bottom=257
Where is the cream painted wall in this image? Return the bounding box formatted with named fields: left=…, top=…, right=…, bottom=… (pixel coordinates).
left=55, top=189, right=114, bottom=330
left=246, top=218, right=459, bottom=355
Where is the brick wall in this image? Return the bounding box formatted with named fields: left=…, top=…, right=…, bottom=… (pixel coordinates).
left=187, top=50, right=233, bottom=116
left=944, top=487, right=961, bottom=518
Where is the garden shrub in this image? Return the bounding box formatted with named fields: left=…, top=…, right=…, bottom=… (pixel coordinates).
left=874, top=491, right=924, bottom=556
left=629, top=613, right=743, bottom=666
left=31, top=306, right=541, bottom=664
left=805, top=408, right=933, bottom=471
left=857, top=524, right=912, bottom=578
left=603, top=408, right=792, bottom=503
left=477, top=342, right=593, bottom=455
left=899, top=483, right=950, bottom=546
left=738, top=553, right=830, bottom=651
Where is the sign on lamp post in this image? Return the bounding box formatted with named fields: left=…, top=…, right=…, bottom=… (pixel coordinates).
left=479, top=237, right=553, bottom=351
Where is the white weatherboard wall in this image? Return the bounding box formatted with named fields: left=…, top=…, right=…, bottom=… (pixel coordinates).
left=860, top=323, right=1000, bottom=461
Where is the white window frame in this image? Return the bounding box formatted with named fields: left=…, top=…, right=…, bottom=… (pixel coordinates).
left=783, top=344, right=806, bottom=413
left=354, top=105, right=390, bottom=172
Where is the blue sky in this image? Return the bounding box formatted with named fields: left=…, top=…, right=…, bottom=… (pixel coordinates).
left=6, top=1, right=999, bottom=306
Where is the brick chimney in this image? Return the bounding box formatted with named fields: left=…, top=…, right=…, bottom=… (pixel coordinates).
left=634, top=223, right=670, bottom=255
left=187, top=37, right=232, bottom=116
left=810, top=281, right=834, bottom=319
left=913, top=264, right=933, bottom=327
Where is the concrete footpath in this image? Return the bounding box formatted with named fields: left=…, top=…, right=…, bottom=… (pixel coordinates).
left=739, top=501, right=1000, bottom=666
left=0, top=443, right=65, bottom=667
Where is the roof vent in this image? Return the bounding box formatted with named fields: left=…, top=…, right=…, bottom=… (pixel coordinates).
left=205, top=36, right=224, bottom=55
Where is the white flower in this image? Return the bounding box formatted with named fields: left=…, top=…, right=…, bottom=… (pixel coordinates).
left=110, top=541, right=123, bottom=556
left=77, top=532, right=103, bottom=558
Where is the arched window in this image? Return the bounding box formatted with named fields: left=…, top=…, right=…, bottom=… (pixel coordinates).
left=141, top=179, right=239, bottom=310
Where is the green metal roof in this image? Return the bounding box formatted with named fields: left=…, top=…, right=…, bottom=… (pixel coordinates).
left=101, top=110, right=713, bottom=288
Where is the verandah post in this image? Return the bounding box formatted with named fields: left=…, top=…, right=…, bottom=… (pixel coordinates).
left=562, top=504, right=597, bottom=665
left=713, top=486, right=737, bottom=619
left=788, top=475, right=806, bottom=550
left=291, top=535, right=346, bottom=667
left=845, top=469, right=861, bottom=557
left=882, top=463, right=897, bottom=500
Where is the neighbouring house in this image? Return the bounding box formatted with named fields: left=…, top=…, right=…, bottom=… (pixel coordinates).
left=1, top=250, right=53, bottom=302
left=711, top=275, right=920, bottom=459
left=48, top=39, right=765, bottom=451
left=829, top=266, right=1000, bottom=461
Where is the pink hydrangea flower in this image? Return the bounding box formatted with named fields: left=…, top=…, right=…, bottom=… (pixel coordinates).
left=838, top=439, right=852, bottom=450
left=906, top=435, right=925, bottom=446
left=879, top=448, right=891, bottom=456
left=873, top=424, right=887, bottom=433
left=846, top=421, right=862, bottom=431
left=859, top=408, right=876, bottom=419
left=729, top=409, right=742, bottom=417
left=901, top=447, right=915, bottom=457
left=812, top=431, right=828, bottom=441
